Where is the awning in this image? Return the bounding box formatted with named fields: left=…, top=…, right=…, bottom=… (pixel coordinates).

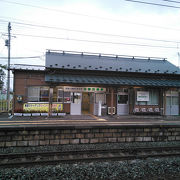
left=45, top=74, right=180, bottom=87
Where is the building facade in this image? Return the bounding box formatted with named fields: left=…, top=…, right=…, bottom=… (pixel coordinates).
left=12, top=50, right=180, bottom=116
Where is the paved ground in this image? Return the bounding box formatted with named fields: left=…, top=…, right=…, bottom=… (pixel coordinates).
left=0, top=113, right=180, bottom=127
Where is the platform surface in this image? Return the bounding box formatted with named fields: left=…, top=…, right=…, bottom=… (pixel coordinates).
left=0, top=114, right=180, bottom=128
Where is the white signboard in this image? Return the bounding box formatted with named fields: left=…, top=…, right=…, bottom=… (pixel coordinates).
left=64, top=86, right=106, bottom=92
left=137, top=91, right=149, bottom=101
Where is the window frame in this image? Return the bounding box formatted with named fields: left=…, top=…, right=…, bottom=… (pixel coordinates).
left=135, top=89, right=159, bottom=106
left=28, top=86, right=49, bottom=102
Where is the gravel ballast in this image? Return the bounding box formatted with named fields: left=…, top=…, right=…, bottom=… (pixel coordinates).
left=1, top=142, right=180, bottom=179
left=0, top=157, right=180, bottom=179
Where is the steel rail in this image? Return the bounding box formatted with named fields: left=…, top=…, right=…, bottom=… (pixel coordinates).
left=1, top=153, right=180, bottom=168
left=1, top=146, right=180, bottom=168
left=1, top=146, right=180, bottom=158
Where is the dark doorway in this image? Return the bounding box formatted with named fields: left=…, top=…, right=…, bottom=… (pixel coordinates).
left=82, top=92, right=90, bottom=114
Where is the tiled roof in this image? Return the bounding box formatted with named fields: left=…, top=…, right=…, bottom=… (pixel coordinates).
left=46, top=51, right=180, bottom=75
left=45, top=74, right=180, bottom=87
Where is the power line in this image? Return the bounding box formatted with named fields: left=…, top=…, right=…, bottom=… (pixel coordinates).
left=125, top=0, right=180, bottom=8
left=0, top=17, right=178, bottom=35
left=0, top=0, right=180, bottom=31
left=0, top=56, right=42, bottom=59
left=0, top=19, right=179, bottom=44
left=11, top=63, right=45, bottom=67
left=11, top=32, right=177, bottom=49
left=0, top=0, right=89, bottom=16
left=1, top=0, right=124, bottom=21
left=161, top=0, right=180, bottom=4
left=0, top=46, right=5, bottom=54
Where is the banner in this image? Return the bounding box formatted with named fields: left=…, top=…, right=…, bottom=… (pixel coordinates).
left=23, top=103, right=63, bottom=112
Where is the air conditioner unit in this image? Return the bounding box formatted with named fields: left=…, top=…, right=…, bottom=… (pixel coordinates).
left=108, top=107, right=115, bottom=115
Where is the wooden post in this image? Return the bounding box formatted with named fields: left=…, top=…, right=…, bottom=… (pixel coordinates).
left=48, top=88, right=53, bottom=117
left=179, top=92, right=180, bottom=116
left=111, top=88, right=114, bottom=116
left=159, top=88, right=163, bottom=115
left=163, top=89, right=166, bottom=116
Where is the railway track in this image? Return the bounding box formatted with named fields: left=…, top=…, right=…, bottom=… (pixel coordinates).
left=1, top=146, right=180, bottom=168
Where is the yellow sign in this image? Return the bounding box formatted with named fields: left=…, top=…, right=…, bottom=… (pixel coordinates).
left=23, top=103, right=63, bottom=112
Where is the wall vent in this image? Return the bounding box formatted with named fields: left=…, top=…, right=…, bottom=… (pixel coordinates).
left=108, top=107, right=115, bottom=115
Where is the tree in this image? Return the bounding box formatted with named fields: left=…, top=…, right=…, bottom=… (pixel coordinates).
left=0, top=64, right=6, bottom=90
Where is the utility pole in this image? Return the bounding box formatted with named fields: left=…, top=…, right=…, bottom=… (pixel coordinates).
left=177, top=44, right=180, bottom=69
left=178, top=52, right=180, bottom=69
left=6, top=22, right=11, bottom=112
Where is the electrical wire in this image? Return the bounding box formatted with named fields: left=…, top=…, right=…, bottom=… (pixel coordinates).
left=161, top=0, right=180, bottom=4
left=0, top=19, right=179, bottom=44
left=0, top=1, right=179, bottom=54
left=11, top=63, right=44, bottom=67
left=0, top=56, right=41, bottom=59
left=125, top=0, right=180, bottom=8
left=0, top=16, right=178, bottom=35
left=1, top=0, right=180, bottom=28
left=0, top=46, right=5, bottom=54
left=11, top=32, right=177, bottom=49
left=0, top=0, right=88, bottom=16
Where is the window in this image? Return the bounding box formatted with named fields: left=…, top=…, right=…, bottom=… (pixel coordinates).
left=136, top=89, right=159, bottom=105
left=118, top=88, right=128, bottom=93
left=28, top=87, right=49, bottom=102
left=118, top=95, right=128, bottom=104
left=71, top=92, right=81, bottom=104
left=57, top=89, right=63, bottom=102
left=40, top=88, right=49, bottom=102
left=147, top=90, right=158, bottom=105
left=172, top=96, right=179, bottom=106
left=57, top=89, right=71, bottom=103
left=166, top=91, right=179, bottom=106
left=28, top=87, right=40, bottom=102
left=95, top=93, right=106, bottom=105
left=64, top=92, right=71, bottom=103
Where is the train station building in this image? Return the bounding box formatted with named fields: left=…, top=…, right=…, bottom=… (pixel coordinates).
left=12, top=50, right=180, bottom=116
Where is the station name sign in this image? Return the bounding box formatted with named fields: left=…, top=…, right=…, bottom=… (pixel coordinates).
left=137, top=91, right=149, bottom=101
left=64, top=86, right=106, bottom=92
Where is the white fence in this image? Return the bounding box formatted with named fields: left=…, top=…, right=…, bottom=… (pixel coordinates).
left=0, top=100, right=12, bottom=112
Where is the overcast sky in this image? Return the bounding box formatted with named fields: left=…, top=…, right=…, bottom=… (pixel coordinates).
left=0, top=0, right=180, bottom=68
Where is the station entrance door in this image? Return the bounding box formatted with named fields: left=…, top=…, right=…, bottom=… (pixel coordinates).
left=166, top=91, right=179, bottom=115
left=70, top=92, right=82, bottom=115
left=82, top=92, right=90, bottom=114
left=117, top=92, right=129, bottom=115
